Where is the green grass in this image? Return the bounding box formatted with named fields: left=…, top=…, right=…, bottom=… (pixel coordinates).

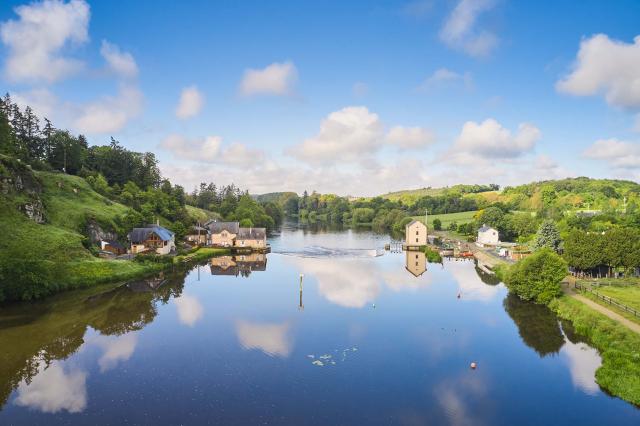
left=411, top=210, right=478, bottom=229
left=185, top=205, right=220, bottom=223
left=592, top=286, right=640, bottom=313
left=549, top=295, right=640, bottom=405
left=378, top=187, right=447, bottom=204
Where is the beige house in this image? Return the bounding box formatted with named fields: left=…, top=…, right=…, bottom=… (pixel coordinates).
left=405, top=220, right=427, bottom=246
left=206, top=221, right=239, bottom=247
left=477, top=224, right=499, bottom=246
left=405, top=251, right=427, bottom=277
left=128, top=225, right=176, bottom=255
left=235, top=227, right=267, bottom=248
left=185, top=225, right=208, bottom=245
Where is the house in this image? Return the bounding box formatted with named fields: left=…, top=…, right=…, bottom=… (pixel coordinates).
left=235, top=227, right=267, bottom=248
left=405, top=220, right=427, bottom=246
left=209, top=253, right=267, bottom=277
left=185, top=225, right=208, bottom=245
left=128, top=224, right=176, bottom=255
left=405, top=251, right=427, bottom=277
left=477, top=224, right=499, bottom=246
left=206, top=221, right=239, bottom=247
left=100, top=240, right=126, bottom=255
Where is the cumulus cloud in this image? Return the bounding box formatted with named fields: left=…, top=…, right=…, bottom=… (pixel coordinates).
left=439, top=0, right=498, bottom=57
left=14, top=361, right=87, bottom=414
left=175, top=85, right=205, bottom=119
left=94, top=333, right=138, bottom=372
left=73, top=85, right=143, bottom=134
left=386, top=126, right=436, bottom=149
left=583, top=138, right=640, bottom=168
left=174, top=294, right=204, bottom=327
left=12, top=88, right=58, bottom=120
left=451, top=118, right=540, bottom=160
left=288, top=106, right=384, bottom=165
left=557, top=34, right=640, bottom=109
left=160, top=134, right=264, bottom=166
left=235, top=320, right=292, bottom=357
left=239, top=61, right=298, bottom=97
left=419, top=68, right=472, bottom=91
left=100, top=40, right=138, bottom=78
left=0, top=0, right=90, bottom=83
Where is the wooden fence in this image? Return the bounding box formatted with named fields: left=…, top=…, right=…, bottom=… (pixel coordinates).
left=574, top=282, right=640, bottom=318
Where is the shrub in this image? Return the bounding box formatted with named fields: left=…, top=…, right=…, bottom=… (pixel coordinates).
left=432, top=218, right=442, bottom=231
left=424, top=247, right=442, bottom=263
left=504, top=247, right=567, bottom=304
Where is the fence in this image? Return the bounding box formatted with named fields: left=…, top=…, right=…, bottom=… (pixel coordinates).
left=574, top=282, right=640, bottom=318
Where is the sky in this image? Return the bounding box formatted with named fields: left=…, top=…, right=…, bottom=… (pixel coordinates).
left=1, top=0, right=640, bottom=196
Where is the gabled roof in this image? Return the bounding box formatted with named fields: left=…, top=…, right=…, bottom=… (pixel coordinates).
left=237, top=227, right=266, bottom=240
left=405, top=219, right=426, bottom=228
left=129, top=225, right=174, bottom=243
left=478, top=224, right=497, bottom=233
left=104, top=240, right=125, bottom=250
left=206, top=221, right=239, bottom=234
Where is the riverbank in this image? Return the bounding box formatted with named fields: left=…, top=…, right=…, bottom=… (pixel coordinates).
left=1, top=248, right=230, bottom=303
left=549, top=295, right=640, bottom=405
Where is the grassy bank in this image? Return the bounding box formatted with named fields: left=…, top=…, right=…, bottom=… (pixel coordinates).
left=549, top=295, right=640, bottom=405
left=411, top=210, right=478, bottom=229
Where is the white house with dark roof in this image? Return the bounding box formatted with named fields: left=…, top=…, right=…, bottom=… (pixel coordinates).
left=477, top=224, right=499, bottom=246
left=128, top=224, right=176, bottom=255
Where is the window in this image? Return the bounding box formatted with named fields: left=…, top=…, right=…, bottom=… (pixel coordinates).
left=416, top=231, right=419, bottom=235
left=416, top=238, right=419, bottom=243
left=416, top=254, right=419, bottom=259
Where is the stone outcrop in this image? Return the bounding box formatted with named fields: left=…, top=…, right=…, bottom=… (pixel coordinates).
left=86, top=219, right=118, bottom=244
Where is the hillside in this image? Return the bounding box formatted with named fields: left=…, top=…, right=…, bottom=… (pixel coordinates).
left=380, top=184, right=499, bottom=205
left=0, top=155, right=207, bottom=302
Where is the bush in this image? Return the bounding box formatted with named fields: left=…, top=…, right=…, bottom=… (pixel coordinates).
left=433, top=218, right=442, bottom=231
left=504, top=248, right=567, bottom=304
left=424, top=247, right=442, bottom=263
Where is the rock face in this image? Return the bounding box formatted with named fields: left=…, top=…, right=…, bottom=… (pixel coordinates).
left=21, top=200, right=46, bottom=224
left=86, top=220, right=118, bottom=244
left=0, top=157, right=46, bottom=223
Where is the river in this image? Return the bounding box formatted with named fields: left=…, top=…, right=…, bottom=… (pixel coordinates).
left=0, top=223, right=639, bottom=425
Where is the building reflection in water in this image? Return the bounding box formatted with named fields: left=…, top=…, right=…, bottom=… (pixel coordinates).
left=209, top=254, right=268, bottom=277
left=405, top=251, right=427, bottom=277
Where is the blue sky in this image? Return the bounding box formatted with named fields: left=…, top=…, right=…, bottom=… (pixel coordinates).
left=1, top=0, right=640, bottom=195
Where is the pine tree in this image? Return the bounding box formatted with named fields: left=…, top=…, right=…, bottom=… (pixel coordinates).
left=533, top=220, right=562, bottom=253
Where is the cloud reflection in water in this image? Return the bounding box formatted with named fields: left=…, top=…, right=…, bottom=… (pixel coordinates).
left=235, top=320, right=293, bottom=357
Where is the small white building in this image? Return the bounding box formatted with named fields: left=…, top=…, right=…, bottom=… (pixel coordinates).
left=405, top=220, right=427, bottom=246
left=477, top=224, right=499, bottom=246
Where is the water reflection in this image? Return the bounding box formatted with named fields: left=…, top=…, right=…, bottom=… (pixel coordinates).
left=503, top=293, right=564, bottom=357
left=14, top=361, right=87, bottom=414
left=405, top=251, right=426, bottom=277
left=235, top=320, right=293, bottom=357
left=174, top=294, right=204, bottom=327
left=210, top=254, right=267, bottom=277
left=448, top=260, right=500, bottom=302
left=0, top=269, right=188, bottom=410
left=561, top=322, right=602, bottom=395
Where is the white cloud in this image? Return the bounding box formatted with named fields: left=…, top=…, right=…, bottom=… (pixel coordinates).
left=419, top=68, right=472, bottom=90
left=557, top=34, right=640, bottom=109
left=73, top=85, right=143, bottom=134
left=386, top=126, right=436, bottom=149
left=174, top=294, right=204, bottom=327
left=175, top=85, right=205, bottom=119
left=288, top=106, right=384, bottom=165
left=439, top=0, right=498, bottom=57
left=94, top=333, right=138, bottom=372
left=0, top=0, right=90, bottom=83
left=239, top=61, right=298, bottom=97
left=100, top=40, right=138, bottom=78
left=14, top=361, right=87, bottom=414
left=12, top=88, right=58, bottom=120
left=160, top=134, right=265, bottom=166
left=561, top=337, right=602, bottom=396
left=235, top=320, right=292, bottom=357
left=452, top=118, right=540, bottom=160
left=583, top=138, right=640, bottom=168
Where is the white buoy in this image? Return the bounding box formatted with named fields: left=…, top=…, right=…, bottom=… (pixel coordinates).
left=470, top=362, right=477, bottom=370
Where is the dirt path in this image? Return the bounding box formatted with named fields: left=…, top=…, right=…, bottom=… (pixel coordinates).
left=562, top=281, right=640, bottom=335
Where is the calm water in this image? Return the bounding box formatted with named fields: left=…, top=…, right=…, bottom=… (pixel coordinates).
left=1, top=224, right=639, bottom=425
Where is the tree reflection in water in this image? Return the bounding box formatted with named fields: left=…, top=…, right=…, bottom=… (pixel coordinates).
left=0, top=267, right=190, bottom=410
left=503, top=293, right=565, bottom=357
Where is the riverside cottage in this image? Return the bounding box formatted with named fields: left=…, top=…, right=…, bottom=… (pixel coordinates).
left=206, top=220, right=267, bottom=250
left=476, top=225, right=499, bottom=247
left=128, top=224, right=176, bottom=255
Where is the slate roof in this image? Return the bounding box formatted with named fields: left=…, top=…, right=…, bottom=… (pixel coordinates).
left=237, top=227, right=266, bottom=240
left=478, top=225, right=496, bottom=233
left=206, top=221, right=239, bottom=234
left=104, top=240, right=125, bottom=250
left=129, top=225, right=174, bottom=243
left=405, top=219, right=425, bottom=228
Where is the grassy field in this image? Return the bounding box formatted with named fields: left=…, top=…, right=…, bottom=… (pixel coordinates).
left=411, top=210, right=478, bottom=229
left=549, top=295, right=640, bottom=405
left=185, top=205, right=220, bottom=223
